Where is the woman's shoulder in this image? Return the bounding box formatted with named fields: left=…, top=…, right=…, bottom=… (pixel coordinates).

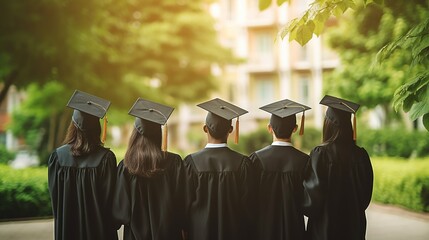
left=165, top=151, right=183, bottom=166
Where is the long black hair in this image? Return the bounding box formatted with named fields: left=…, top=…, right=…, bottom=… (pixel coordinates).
left=322, top=110, right=354, bottom=144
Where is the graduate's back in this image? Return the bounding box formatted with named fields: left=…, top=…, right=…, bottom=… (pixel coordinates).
left=113, top=152, right=185, bottom=240
left=250, top=144, right=309, bottom=240
left=48, top=144, right=118, bottom=240
left=303, top=95, right=373, bottom=240
left=184, top=147, right=255, bottom=240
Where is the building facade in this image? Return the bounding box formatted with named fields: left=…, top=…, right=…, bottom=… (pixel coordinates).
left=172, top=0, right=339, bottom=151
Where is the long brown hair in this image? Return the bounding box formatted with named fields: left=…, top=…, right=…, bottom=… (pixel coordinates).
left=124, top=128, right=166, bottom=178
left=63, top=121, right=102, bottom=157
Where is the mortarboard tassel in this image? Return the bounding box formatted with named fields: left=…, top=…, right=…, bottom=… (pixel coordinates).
left=162, top=123, right=168, bottom=152
left=299, top=112, right=305, bottom=136
left=101, top=116, right=108, bottom=144
left=234, top=117, right=240, bottom=144
left=353, top=113, right=357, bottom=141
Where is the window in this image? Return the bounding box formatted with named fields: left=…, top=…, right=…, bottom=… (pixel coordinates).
left=255, top=77, right=275, bottom=105
left=252, top=31, right=273, bottom=64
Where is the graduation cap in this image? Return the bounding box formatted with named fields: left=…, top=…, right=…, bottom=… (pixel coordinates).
left=128, top=98, right=174, bottom=151
left=67, top=90, right=111, bottom=144
left=260, top=99, right=311, bottom=136
left=320, top=95, right=360, bottom=140
left=197, top=98, right=248, bottom=144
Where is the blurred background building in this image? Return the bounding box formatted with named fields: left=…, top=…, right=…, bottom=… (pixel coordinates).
left=170, top=0, right=339, bottom=151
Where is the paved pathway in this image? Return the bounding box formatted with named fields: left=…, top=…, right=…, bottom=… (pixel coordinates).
left=0, top=203, right=428, bottom=240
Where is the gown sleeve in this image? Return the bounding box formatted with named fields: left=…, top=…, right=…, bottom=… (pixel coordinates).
left=98, top=151, right=118, bottom=230
left=240, top=157, right=258, bottom=239
left=303, top=146, right=329, bottom=218
left=172, top=154, right=186, bottom=230
left=357, top=148, right=373, bottom=210
left=112, top=160, right=131, bottom=229
left=183, top=154, right=200, bottom=236
left=47, top=151, right=59, bottom=218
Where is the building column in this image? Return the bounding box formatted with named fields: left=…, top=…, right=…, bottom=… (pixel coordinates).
left=312, top=37, right=324, bottom=129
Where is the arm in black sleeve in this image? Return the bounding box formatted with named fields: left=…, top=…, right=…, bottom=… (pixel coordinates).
left=303, top=146, right=329, bottom=218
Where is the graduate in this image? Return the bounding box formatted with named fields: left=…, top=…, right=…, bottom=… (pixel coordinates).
left=249, top=99, right=310, bottom=240
left=112, top=98, right=185, bottom=240
left=48, top=90, right=118, bottom=240
left=183, top=98, right=255, bottom=240
left=303, top=95, right=373, bottom=240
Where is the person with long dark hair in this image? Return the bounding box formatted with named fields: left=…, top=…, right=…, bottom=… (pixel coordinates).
left=48, top=90, right=118, bottom=240
left=249, top=99, right=310, bottom=240
left=113, top=98, right=185, bottom=240
left=303, top=95, right=373, bottom=240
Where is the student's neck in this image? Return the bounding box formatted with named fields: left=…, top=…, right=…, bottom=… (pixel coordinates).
left=273, top=136, right=291, bottom=143
left=207, top=135, right=227, bottom=144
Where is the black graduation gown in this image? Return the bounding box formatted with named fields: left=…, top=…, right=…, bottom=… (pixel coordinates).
left=48, top=144, right=118, bottom=240
left=112, top=152, right=185, bottom=240
left=303, top=143, right=373, bottom=240
left=249, top=145, right=309, bottom=240
left=184, top=147, right=255, bottom=240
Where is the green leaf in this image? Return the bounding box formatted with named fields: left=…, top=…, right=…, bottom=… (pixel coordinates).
left=363, top=0, right=374, bottom=6
left=423, top=113, right=429, bottom=131
left=403, top=95, right=416, bottom=112
left=277, top=0, right=288, bottom=6
left=345, top=0, right=357, bottom=10
left=296, top=20, right=315, bottom=46
left=259, top=0, right=272, bottom=11
left=313, top=10, right=330, bottom=36
left=374, top=0, right=385, bottom=5
left=281, top=18, right=299, bottom=39
left=410, top=101, right=429, bottom=121
left=333, top=5, right=345, bottom=18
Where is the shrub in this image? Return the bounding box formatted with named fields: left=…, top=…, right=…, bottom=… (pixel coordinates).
left=229, top=126, right=272, bottom=155
left=0, top=165, right=51, bottom=219
left=0, top=145, right=16, bottom=165
left=372, top=157, right=429, bottom=212
left=359, top=128, right=429, bottom=158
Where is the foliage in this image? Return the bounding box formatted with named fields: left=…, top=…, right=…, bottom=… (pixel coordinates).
left=0, top=145, right=16, bottom=165
left=2, top=0, right=235, bottom=161
left=359, top=128, right=429, bottom=158
left=372, top=157, right=429, bottom=212
left=9, top=82, right=68, bottom=165
left=379, top=19, right=429, bottom=130
left=229, top=126, right=272, bottom=155
left=0, top=165, right=51, bottom=219
left=0, top=0, right=233, bottom=106
left=322, top=2, right=426, bottom=127
left=293, top=127, right=322, bottom=154
left=259, top=0, right=429, bottom=131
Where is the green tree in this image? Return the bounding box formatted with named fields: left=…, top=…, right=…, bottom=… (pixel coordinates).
left=9, top=82, right=68, bottom=164
left=0, top=0, right=232, bottom=106
left=2, top=0, right=235, bottom=160
left=323, top=2, right=426, bottom=127
left=258, top=0, right=429, bottom=130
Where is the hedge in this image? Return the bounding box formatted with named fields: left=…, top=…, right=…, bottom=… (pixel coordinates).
left=359, top=128, right=429, bottom=158
left=0, top=145, right=16, bottom=165
left=372, top=157, right=429, bottom=212
left=0, top=164, right=51, bottom=219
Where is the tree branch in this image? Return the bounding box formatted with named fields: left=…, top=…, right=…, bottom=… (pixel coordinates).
left=0, top=70, right=18, bottom=105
